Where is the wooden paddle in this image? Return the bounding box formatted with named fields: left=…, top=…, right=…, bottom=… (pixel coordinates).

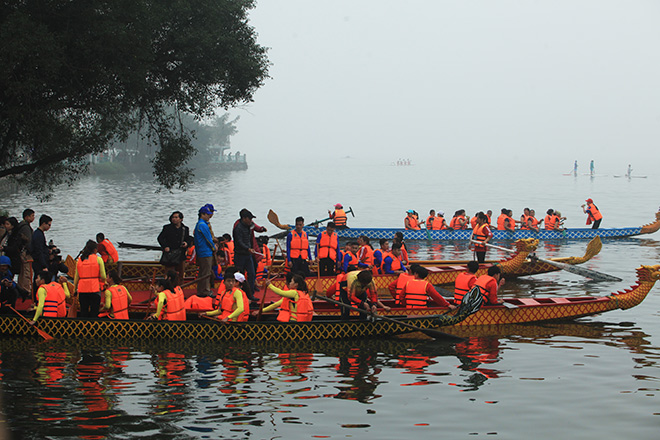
left=8, top=305, right=54, bottom=341
left=475, top=241, right=622, bottom=282
left=117, top=242, right=162, bottom=251
left=256, top=274, right=278, bottom=321
left=311, top=279, right=464, bottom=342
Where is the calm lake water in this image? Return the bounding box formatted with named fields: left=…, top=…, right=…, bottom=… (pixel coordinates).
left=1, top=157, right=659, bottom=439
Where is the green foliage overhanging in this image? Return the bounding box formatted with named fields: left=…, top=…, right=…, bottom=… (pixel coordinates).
left=0, top=0, right=269, bottom=197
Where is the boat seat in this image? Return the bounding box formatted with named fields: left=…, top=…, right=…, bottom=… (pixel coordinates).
left=549, top=297, right=571, bottom=304
left=517, top=298, right=541, bottom=306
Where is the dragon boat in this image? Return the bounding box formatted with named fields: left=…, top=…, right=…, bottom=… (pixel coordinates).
left=305, top=264, right=660, bottom=326
left=298, top=212, right=660, bottom=241
left=0, top=290, right=482, bottom=342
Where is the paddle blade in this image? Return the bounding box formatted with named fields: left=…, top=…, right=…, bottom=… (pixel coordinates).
left=267, top=210, right=290, bottom=231
left=314, top=278, right=324, bottom=295
left=36, top=327, right=55, bottom=341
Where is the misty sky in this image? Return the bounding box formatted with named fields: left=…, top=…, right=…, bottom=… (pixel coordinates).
left=227, top=1, right=660, bottom=173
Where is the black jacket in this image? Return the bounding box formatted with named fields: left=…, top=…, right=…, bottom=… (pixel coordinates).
left=157, top=223, right=192, bottom=251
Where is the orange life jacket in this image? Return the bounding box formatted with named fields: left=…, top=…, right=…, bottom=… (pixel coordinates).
left=406, top=215, right=420, bottom=230
left=277, top=291, right=314, bottom=322
left=358, top=245, right=374, bottom=267
left=497, top=214, right=507, bottom=230
left=219, top=287, right=249, bottom=322
left=105, top=285, right=129, bottom=319
left=289, top=230, right=309, bottom=259
left=426, top=216, right=435, bottom=229
left=318, top=231, right=338, bottom=260
left=403, top=279, right=430, bottom=308
left=77, top=255, right=103, bottom=292
left=506, top=215, right=515, bottom=231
left=520, top=215, right=530, bottom=230
left=394, top=272, right=414, bottom=305
left=161, top=288, right=186, bottom=321
left=544, top=214, right=556, bottom=230
left=473, top=224, right=490, bottom=251
left=454, top=272, right=477, bottom=303
left=332, top=272, right=348, bottom=302
left=256, top=245, right=272, bottom=281
left=432, top=215, right=446, bottom=230
left=382, top=251, right=402, bottom=273
left=184, top=295, right=215, bottom=312
left=333, top=209, right=347, bottom=227
left=474, top=275, right=496, bottom=304
left=99, top=239, right=119, bottom=263
left=343, top=251, right=359, bottom=271
left=450, top=215, right=467, bottom=230
left=41, top=282, right=67, bottom=318
left=586, top=203, right=603, bottom=222
left=529, top=216, right=539, bottom=229
left=224, top=241, right=235, bottom=265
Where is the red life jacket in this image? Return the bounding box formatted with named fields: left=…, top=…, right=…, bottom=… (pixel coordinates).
left=105, top=285, right=129, bottom=319
left=289, top=230, right=309, bottom=259
left=333, top=209, right=347, bottom=227
left=99, top=239, right=119, bottom=263
left=403, top=279, right=430, bottom=309
left=77, top=255, right=103, bottom=292
left=454, top=272, right=476, bottom=303
left=41, top=282, right=67, bottom=318
left=219, top=287, right=249, bottom=322
left=277, top=290, right=314, bottom=322
left=318, top=231, right=338, bottom=260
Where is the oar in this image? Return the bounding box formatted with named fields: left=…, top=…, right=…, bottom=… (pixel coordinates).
left=474, top=241, right=622, bottom=282
left=257, top=274, right=278, bottom=321
left=310, top=207, right=356, bottom=227
left=311, top=279, right=464, bottom=342
left=136, top=274, right=212, bottom=305
left=267, top=210, right=290, bottom=231
left=117, top=242, right=161, bottom=251
left=8, top=305, right=54, bottom=341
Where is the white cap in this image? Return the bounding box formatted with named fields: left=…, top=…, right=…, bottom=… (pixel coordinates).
left=234, top=272, right=246, bottom=283
left=437, top=210, right=444, bottom=216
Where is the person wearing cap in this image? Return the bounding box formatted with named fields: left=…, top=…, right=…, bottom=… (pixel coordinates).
left=404, top=210, right=422, bottom=230
left=582, top=198, right=602, bottom=229
left=432, top=211, right=448, bottom=230
left=232, top=208, right=266, bottom=300
left=202, top=268, right=249, bottom=322
left=329, top=204, right=348, bottom=229
left=194, top=205, right=217, bottom=297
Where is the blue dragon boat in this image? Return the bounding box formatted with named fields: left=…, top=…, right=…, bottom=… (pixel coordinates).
left=301, top=212, right=660, bottom=241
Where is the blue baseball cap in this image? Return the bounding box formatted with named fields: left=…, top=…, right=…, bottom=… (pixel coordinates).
left=0, top=256, right=10, bottom=266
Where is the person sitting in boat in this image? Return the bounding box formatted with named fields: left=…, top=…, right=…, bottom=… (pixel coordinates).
left=449, top=210, right=469, bottom=230
left=346, top=270, right=390, bottom=317
left=99, top=270, right=132, bottom=319
left=356, top=236, right=374, bottom=272
left=544, top=209, right=559, bottom=230
left=31, top=270, right=70, bottom=323
left=150, top=278, right=186, bottom=321
left=582, top=198, right=602, bottom=229
left=96, top=232, right=119, bottom=264
left=0, top=255, right=20, bottom=313
left=485, top=210, right=493, bottom=227
left=381, top=243, right=407, bottom=275
left=393, top=232, right=409, bottom=265
left=474, top=265, right=505, bottom=305
left=454, top=261, right=479, bottom=304
left=519, top=208, right=531, bottom=230
left=399, top=265, right=456, bottom=310
left=373, top=239, right=389, bottom=274
left=388, top=268, right=414, bottom=305
left=404, top=210, right=421, bottom=230
left=340, top=242, right=360, bottom=273
left=255, top=236, right=272, bottom=282
left=202, top=269, right=249, bottom=322
left=528, top=209, right=541, bottom=232
left=329, top=204, right=348, bottom=229
left=426, top=210, right=436, bottom=230
left=496, top=209, right=515, bottom=232
left=262, top=273, right=314, bottom=322
left=553, top=211, right=566, bottom=231
left=433, top=210, right=448, bottom=230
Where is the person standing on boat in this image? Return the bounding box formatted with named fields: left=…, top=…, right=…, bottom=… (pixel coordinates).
left=30, top=270, right=71, bottom=322
left=454, top=261, right=479, bottom=304
left=329, top=204, right=348, bottom=229
left=404, top=210, right=421, bottom=230
left=262, top=274, right=314, bottom=322
left=399, top=265, right=455, bottom=310
left=74, top=240, right=107, bottom=318
left=99, top=270, right=132, bottom=320
left=286, top=217, right=311, bottom=277
left=16, top=209, right=35, bottom=293
left=194, top=205, right=217, bottom=297
left=31, top=215, right=52, bottom=284
left=582, top=198, right=602, bottom=229
left=471, top=212, right=492, bottom=263
left=626, top=164, right=632, bottom=178
left=474, top=265, right=505, bottom=305
left=233, top=208, right=265, bottom=300
left=315, top=222, right=339, bottom=276
left=573, top=160, right=578, bottom=176
left=158, top=211, right=193, bottom=281
left=96, top=233, right=119, bottom=264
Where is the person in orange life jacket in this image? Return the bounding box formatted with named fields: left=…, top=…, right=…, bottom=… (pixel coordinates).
left=99, top=270, right=132, bottom=319
left=432, top=210, right=448, bottom=230
left=219, top=233, right=235, bottom=266
left=393, top=232, right=409, bottom=265
left=202, top=269, right=249, bottom=322
left=356, top=235, right=374, bottom=271
left=74, top=240, right=107, bottom=318
left=340, top=241, right=360, bottom=273
left=262, top=274, right=314, bottom=322
left=329, top=203, right=348, bottom=229
left=471, top=212, right=493, bottom=263
left=96, top=233, right=119, bottom=264
left=157, top=211, right=193, bottom=281
left=528, top=209, right=541, bottom=232
left=426, top=210, right=436, bottom=230
left=470, top=212, right=479, bottom=230
left=486, top=210, right=493, bottom=227
left=373, top=239, right=389, bottom=274
left=315, top=222, right=339, bottom=276
left=453, top=260, right=479, bottom=304
left=150, top=278, right=186, bottom=321
left=554, top=210, right=566, bottom=230
left=544, top=209, right=558, bottom=230
left=449, top=210, right=469, bottom=230
left=497, top=208, right=515, bottom=232
left=286, top=217, right=312, bottom=277
left=474, top=265, right=505, bottom=305
left=400, top=265, right=456, bottom=309
left=519, top=208, right=531, bottom=230
left=255, top=235, right=272, bottom=281
left=404, top=210, right=422, bottom=230
left=233, top=208, right=266, bottom=301
left=382, top=243, right=407, bottom=275
left=582, top=198, right=602, bottom=229
left=345, top=270, right=390, bottom=319
left=31, top=270, right=70, bottom=323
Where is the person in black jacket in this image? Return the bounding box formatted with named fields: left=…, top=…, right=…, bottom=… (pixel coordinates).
left=157, top=211, right=192, bottom=280
left=232, top=208, right=266, bottom=301
left=31, top=215, right=52, bottom=286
